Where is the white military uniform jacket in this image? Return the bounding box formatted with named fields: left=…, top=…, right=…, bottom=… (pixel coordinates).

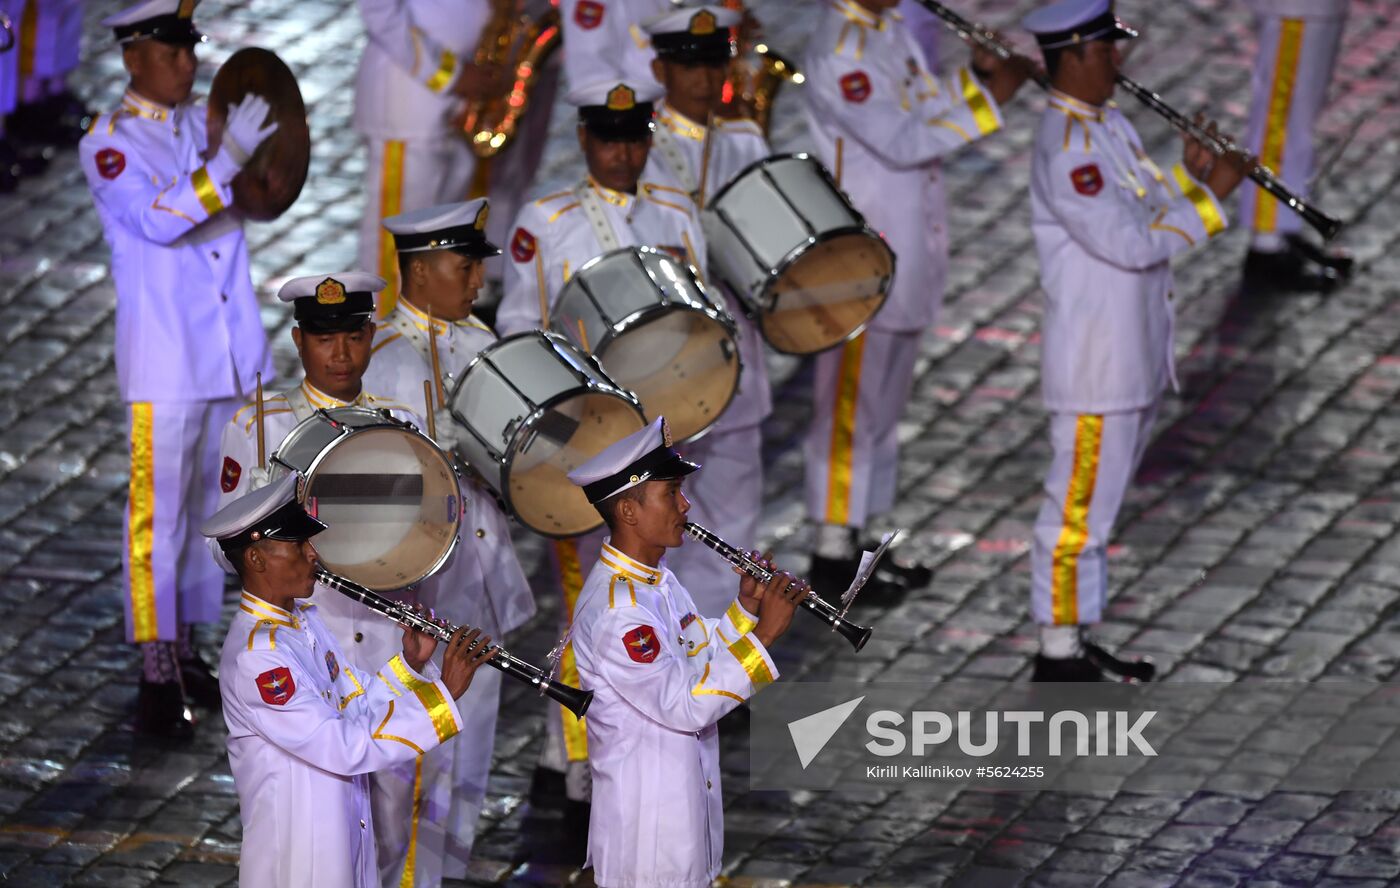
left=221, top=591, right=464, bottom=888
left=572, top=542, right=777, bottom=888
left=1030, top=89, right=1228, bottom=414
left=802, top=0, right=1005, bottom=333
left=498, top=177, right=706, bottom=336
left=361, top=298, right=537, bottom=636
left=559, top=0, right=668, bottom=89
left=353, top=0, right=491, bottom=140
left=643, top=102, right=772, bottom=432
left=80, top=91, right=272, bottom=402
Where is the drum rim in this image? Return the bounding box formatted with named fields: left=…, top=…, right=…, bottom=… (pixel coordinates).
left=445, top=330, right=646, bottom=538
left=705, top=150, right=824, bottom=211
left=757, top=223, right=897, bottom=356
left=273, top=407, right=462, bottom=591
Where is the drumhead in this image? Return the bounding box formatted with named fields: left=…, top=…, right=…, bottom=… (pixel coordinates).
left=764, top=230, right=894, bottom=354
left=275, top=410, right=460, bottom=591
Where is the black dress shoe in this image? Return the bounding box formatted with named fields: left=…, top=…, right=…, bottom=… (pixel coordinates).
left=0, top=136, right=48, bottom=178
left=135, top=679, right=195, bottom=739
left=529, top=765, right=567, bottom=805
left=1286, top=233, right=1354, bottom=277
left=809, top=553, right=907, bottom=607
left=857, top=537, right=934, bottom=589
left=1031, top=654, right=1106, bottom=682
left=1243, top=245, right=1342, bottom=293
left=1083, top=640, right=1156, bottom=683
left=180, top=655, right=222, bottom=709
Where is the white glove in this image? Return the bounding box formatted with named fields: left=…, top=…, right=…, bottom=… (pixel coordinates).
left=432, top=408, right=459, bottom=451
left=221, top=94, right=279, bottom=166
left=247, top=466, right=274, bottom=491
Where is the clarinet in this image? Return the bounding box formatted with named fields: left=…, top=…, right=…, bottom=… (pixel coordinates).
left=315, top=569, right=593, bottom=717
left=682, top=523, right=874, bottom=652
left=913, top=0, right=1343, bottom=241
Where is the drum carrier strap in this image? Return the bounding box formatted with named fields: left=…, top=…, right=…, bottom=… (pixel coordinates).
left=284, top=385, right=317, bottom=423
left=386, top=308, right=443, bottom=385
left=651, top=124, right=698, bottom=195
left=575, top=181, right=628, bottom=254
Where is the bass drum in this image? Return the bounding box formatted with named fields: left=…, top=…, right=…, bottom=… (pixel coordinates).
left=449, top=331, right=647, bottom=537
left=271, top=408, right=460, bottom=591
left=551, top=246, right=739, bottom=444
left=207, top=47, right=311, bottom=221
left=704, top=153, right=894, bottom=355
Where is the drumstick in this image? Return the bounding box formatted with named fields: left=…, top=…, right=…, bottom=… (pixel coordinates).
left=834, top=137, right=844, bottom=188
left=576, top=318, right=591, bottom=352
left=696, top=111, right=716, bottom=207
left=255, top=372, right=266, bottom=470
left=426, top=307, right=445, bottom=409
left=424, top=380, right=437, bottom=440
left=681, top=230, right=706, bottom=285
left=535, top=252, right=550, bottom=328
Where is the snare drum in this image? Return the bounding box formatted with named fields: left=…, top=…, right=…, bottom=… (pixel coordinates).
left=448, top=331, right=647, bottom=537
left=552, top=246, right=739, bottom=444
left=704, top=153, right=895, bottom=355
left=271, top=408, right=460, bottom=591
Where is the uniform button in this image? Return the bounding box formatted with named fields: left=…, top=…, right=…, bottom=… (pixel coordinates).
left=706, top=780, right=713, bottom=790
left=354, top=632, right=364, bottom=643
left=211, top=250, right=220, bottom=260
left=220, top=293, right=228, bottom=303
left=475, top=529, right=486, bottom=538
left=360, top=819, right=367, bottom=829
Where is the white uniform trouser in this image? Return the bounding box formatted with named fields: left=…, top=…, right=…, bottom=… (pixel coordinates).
left=123, top=398, right=238, bottom=644
left=804, top=329, right=922, bottom=530
left=1030, top=404, right=1159, bottom=627
left=1239, top=8, right=1345, bottom=250
left=358, top=137, right=479, bottom=315
left=540, top=529, right=604, bottom=802
left=667, top=425, right=762, bottom=618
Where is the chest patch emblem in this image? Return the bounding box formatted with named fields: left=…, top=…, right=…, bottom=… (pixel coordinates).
left=840, top=71, right=872, bottom=104
left=575, top=0, right=604, bottom=30
left=622, top=625, right=660, bottom=663
left=511, top=226, right=537, bottom=263
left=1070, top=163, right=1104, bottom=196
left=256, top=666, right=296, bottom=706
left=220, top=456, right=242, bottom=493
left=95, top=147, right=126, bottom=180
left=325, top=650, right=340, bottom=681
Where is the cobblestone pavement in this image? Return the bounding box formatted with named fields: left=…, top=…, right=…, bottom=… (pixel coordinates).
left=2, top=0, right=1400, bottom=885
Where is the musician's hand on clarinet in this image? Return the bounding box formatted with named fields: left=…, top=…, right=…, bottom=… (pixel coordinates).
left=736, top=549, right=773, bottom=615
left=1183, top=113, right=1249, bottom=201
left=441, top=626, right=497, bottom=699
left=401, top=604, right=440, bottom=674
left=968, top=34, right=1033, bottom=104
left=753, top=571, right=807, bottom=648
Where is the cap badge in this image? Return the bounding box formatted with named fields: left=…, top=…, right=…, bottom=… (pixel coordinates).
left=606, top=84, right=637, bottom=111
left=690, top=10, right=717, bottom=35
left=316, top=278, right=346, bottom=305
left=629, top=474, right=641, bottom=484
left=474, top=204, right=490, bottom=230
left=662, top=418, right=673, bottom=447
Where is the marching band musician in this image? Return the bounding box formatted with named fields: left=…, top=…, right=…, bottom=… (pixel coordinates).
left=497, top=77, right=706, bottom=819
left=364, top=198, right=538, bottom=885
left=205, top=473, right=496, bottom=888
left=216, top=272, right=484, bottom=888
left=559, top=0, right=668, bottom=90
left=637, top=3, right=774, bottom=618
left=79, top=0, right=279, bottom=738
left=799, top=0, right=1031, bottom=599
left=1239, top=0, right=1352, bottom=290
left=353, top=0, right=502, bottom=314
left=567, top=416, right=806, bottom=888
left=1021, top=0, right=1247, bottom=680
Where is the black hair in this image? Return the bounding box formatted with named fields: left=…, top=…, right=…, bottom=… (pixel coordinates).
left=1042, top=43, right=1085, bottom=80
left=594, top=484, right=648, bottom=532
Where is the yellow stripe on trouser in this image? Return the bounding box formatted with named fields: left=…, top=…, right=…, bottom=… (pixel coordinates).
left=377, top=141, right=406, bottom=317
left=1050, top=415, right=1103, bottom=625
left=18, top=2, right=36, bottom=80
left=823, top=334, right=866, bottom=525
left=398, top=755, right=424, bottom=888
left=555, top=539, right=589, bottom=760
left=128, top=403, right=158, bottom=642
left=1253, top=19, right=1304, bottom=233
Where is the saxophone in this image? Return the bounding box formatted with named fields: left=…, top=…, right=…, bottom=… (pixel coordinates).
left=460, top=0, right=563, bottom=159
left=718, top=2, right=802, bottom=135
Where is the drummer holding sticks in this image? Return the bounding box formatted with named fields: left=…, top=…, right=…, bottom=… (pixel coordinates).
left=637, top=4, right=776, bottom=623
left=217, top=273, right=484, bottom=887
left=799, top=0, right=1032, bottom=599
left=364, top=198, right=537, bottom=885
left=496, top=78, right=706, bottom=826
left=79, top=0, right=280, bottom=738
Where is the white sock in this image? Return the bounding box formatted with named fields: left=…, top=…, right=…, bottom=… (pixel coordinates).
left=1039, top=625, right=1083, bottom=659
left=1250, top=232, right=1286, bottom=253
left=814, top=523, right=855, bottom=560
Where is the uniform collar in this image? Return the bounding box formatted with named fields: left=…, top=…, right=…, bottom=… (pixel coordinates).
left=832, top=0, right=888, bottom=29
left=121, top=89, right=177, bottom=124
left=397, top=297, right=489, bottom=334
left=1048, top=88, right=1106, bottom=122
left=301, top=379, right=366, bottom=409
left=656, top=101, right=706, bottom=141
left=587, top=177, right=634, bottom=209
left=240, top=591, right=300, bottom=628
left=600, top=541, right=663, bottom=586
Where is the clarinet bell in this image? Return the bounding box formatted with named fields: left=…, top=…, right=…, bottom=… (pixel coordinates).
left=544, top=678, right=593, bottom=718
